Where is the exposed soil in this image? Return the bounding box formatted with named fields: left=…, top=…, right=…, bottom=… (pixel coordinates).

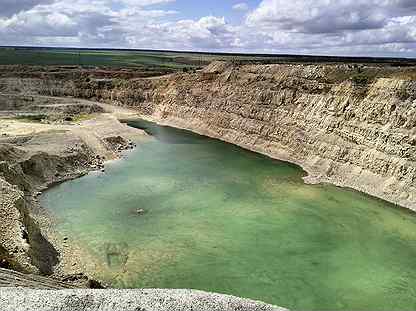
left=0, top=95, right=147, bottom=281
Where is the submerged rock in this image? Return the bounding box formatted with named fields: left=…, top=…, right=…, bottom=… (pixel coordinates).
left=102, top=242, right=129, bottom=268
left=136, top=208, right=145, bottom=215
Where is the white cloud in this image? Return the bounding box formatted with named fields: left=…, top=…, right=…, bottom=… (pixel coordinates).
left=246, top=0, right=391, bottom=33
left=119, top=0, right=175, bottom=6
left=0, top=0, right=54, bottom=17
left=123, top=16, right=239, bottom=50
left=232, top=3, right=249, bottom=12
left=0, top=0, right=415, bottom=57
left=243, top=0, right=416, bottom=56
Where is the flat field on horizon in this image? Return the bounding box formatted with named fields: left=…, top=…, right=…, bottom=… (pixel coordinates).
left=2, top=47, right=415, bottom=70
left=0, top=48, right=209, bottom=69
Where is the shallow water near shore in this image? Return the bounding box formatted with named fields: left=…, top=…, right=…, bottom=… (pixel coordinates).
left=42, top=119, right=416, bottom=310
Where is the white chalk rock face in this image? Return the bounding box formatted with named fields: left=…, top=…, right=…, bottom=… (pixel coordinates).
left=0, top=288, right=287, bottom=311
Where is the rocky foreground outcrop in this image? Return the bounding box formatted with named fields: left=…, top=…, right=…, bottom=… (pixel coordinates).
left=0, top=287, right=285, bottom=311
left=0, top=268, right=285, bottom=310
left=0, top=267, right=76, bottom=289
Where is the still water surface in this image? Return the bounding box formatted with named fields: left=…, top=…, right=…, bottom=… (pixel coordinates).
left=42, top=120, right=416, bottom=310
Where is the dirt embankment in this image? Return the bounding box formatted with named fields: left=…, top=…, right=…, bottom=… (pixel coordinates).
left=0, top=95, right=146, bottom=282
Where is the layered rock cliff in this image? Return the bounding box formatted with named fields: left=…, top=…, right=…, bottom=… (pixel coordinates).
left=100, top=62, right=416, bottom=210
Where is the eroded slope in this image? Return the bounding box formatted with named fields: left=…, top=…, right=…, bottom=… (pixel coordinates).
left=117, top=63, right=416, bottom=209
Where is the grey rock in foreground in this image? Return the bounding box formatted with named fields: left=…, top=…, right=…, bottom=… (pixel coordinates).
left=0, top=288, right=287, bottom=311
left=0, top=267, right=76, bottom=289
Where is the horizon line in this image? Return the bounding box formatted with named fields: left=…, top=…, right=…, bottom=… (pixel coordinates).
left=1, top=45, right=415, bottom=62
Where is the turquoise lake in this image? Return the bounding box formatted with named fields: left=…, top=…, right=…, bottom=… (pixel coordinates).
left=41, top=119, right=416, bottom=310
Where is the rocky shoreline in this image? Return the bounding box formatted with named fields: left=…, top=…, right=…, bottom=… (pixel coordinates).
left=0, top=94, right=286, bottom=310
left=0, top=97, right=146, bottom=277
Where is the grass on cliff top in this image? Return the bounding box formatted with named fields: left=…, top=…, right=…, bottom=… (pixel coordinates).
left=11, top=113, right=96, bottom=123
left=312, top=64, right=416, bottom=85
left=13, top=114, right=48, bottom=123
left=0, top=48, right=205, bottom=69
left=72, top=113, right=96, bottom=122
left=4, top=47, right=416, bottom=70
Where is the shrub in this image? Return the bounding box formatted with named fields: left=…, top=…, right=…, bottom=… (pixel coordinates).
left=15, top=114, right=47, bottom=122
left=352, top=73, right=370, bottom=85
left=397, top=89, right=409, bottom=100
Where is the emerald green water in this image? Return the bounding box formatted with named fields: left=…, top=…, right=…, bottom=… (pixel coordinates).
left=41, top=120, right=416, bottom=310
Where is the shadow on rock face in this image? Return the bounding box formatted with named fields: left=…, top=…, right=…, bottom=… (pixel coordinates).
left=0, top=245, right=23, bottom=272
left=26, top=217, right=59, bottom=275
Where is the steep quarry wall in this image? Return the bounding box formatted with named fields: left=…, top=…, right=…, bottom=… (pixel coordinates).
left=1, top=62, right=415, bottom=211
left=91, top=62, right=416, bottom=210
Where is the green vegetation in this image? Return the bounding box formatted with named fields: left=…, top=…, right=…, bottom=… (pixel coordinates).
left=14, top=114, right=47, bottom=122
left=351, top=73, right=371, bottom=85
left=72, top=113, right=95, bottom=122
left=12, top=113, right=97, bottom=123
left=1, top=47, right=415, bottom=70
left=0, top=48, right=206, bottom=69
left=397, top=88, right=410, bottom=100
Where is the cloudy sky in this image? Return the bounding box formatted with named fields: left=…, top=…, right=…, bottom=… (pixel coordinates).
left=0, top=0, right=415, bottom=57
